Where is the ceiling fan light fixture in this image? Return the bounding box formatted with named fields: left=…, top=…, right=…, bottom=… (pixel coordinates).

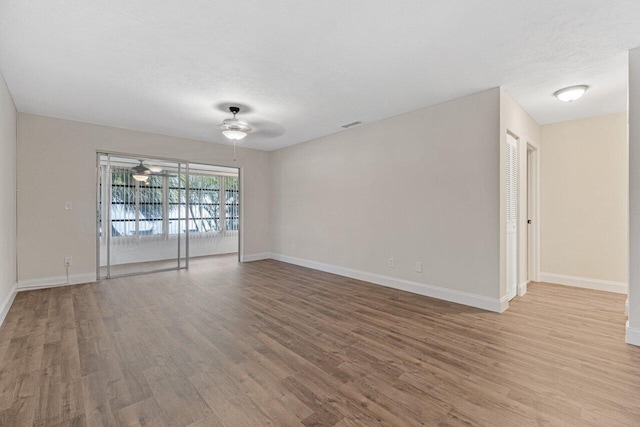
left=220, top=106, right=251, bottom=141
left=222, top=129, right=248, bottom=140
left=132, top=173, right=149, bottom=182
left=554, top=85, right=589, bottom=102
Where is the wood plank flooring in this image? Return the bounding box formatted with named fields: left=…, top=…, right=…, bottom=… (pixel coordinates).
left=0, top=254, right=639, bottom=426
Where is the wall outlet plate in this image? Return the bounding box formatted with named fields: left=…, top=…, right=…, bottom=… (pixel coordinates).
left=388, top=258, right=395, bottom=268
left=64, top=256, right=73, bottom=266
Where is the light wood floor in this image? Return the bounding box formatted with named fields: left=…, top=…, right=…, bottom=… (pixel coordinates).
left=0, top=255, right=639, bottom=426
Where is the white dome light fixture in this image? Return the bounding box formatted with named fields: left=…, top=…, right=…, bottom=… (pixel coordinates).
left=554, top=85, right=589, bottom=102
left=222, top=129, right=248, bottom=140
left=220, top=106, right=251, bottom=141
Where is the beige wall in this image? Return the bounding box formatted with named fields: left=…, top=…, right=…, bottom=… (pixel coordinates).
left=500, top=90, right=542, bottom=295
left=17, top=114, right=271, bottom=285
left=271, top=89, right=503, bottom=309
left=627, top=47, right=640, bottom=344
left=0, top=70, right=17, bottom=315
left=541, top=112, right=628, bottom=284
left=13, top=84, right=629, bottom=316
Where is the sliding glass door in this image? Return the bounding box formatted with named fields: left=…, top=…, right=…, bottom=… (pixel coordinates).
left=97, top=154, right=187, bottom=278
left=97, top=153, right=240, bottom=279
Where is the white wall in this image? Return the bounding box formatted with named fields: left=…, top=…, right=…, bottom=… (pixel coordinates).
left=500, top=90, right=542, bottom=296
left=628, top=47, right=640, bottom=346
left=0, top=70, right=17, bottom=322
left=540, top=113, right=628, bottom=293
left=270, top=88, right=504, bottom=311
left=17, top=114, right=271, bottom=288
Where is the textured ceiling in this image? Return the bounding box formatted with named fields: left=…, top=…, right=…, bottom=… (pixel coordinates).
left=0, top=1, right=639, bottom=150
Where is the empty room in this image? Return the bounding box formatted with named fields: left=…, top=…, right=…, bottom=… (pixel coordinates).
left=1, top=1, right=640, bottom=426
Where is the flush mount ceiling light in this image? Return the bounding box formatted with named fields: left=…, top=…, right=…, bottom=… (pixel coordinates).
left=131, top=161, right=150, bottom=182
left=554, top=85, right=589, bottom=102
left=220, top=106, right=252, bottom=141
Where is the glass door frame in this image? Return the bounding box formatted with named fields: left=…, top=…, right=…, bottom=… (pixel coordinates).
left=96, top=151, right=241, bottom=280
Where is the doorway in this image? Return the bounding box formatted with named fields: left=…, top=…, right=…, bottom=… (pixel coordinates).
left=96, top=153, right=240, bottom=279
left=525, top=141, right=540, bottom=289
left=506, top=133, right=518, bottom=300
left=506, top=133, right=540, bottom=301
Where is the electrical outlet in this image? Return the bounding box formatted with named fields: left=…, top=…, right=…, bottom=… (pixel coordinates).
left=64, top=256, right=73, bottom=266
left=388, top=257, right=395, bottom=268
left=415, top=261, right=422, bottom=273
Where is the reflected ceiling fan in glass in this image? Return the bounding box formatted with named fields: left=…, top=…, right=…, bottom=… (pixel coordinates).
left=131, top=160, right=151, bottom=182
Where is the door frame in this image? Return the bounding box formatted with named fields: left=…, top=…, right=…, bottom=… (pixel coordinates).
left=95, top=151, right=243, bottom=280
left=524, top=140, right=541, bottom=292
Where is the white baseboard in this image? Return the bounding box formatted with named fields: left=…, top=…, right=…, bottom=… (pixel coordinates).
left=270, top=253, right=506, bottom=313
left=17, top=273, right=96, bottom=291
left=626, top=321, right=640, bottom=346
left=517, top=281, right=527, bottom=296
left=539, top=272, right=627, bottom=294
left=0, top=284, right=17, bottom=327
left=241, top=252, right=271, bottom=262
left=499, top=295, right=509, bottom=312
left=626, top=298, right=629, bottom=316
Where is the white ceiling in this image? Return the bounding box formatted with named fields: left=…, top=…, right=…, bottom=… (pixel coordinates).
left=1, top=1, right=639, bottom=151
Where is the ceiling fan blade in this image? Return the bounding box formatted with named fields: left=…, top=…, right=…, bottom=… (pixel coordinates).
left=248, top=119, right=285, bottom=139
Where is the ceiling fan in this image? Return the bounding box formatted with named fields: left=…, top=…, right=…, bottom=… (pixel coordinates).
left=131, top=161, right=150, bottom=182
left=217, top=105, right=284, bottom=140
left=217, top=105, right=286, bottom=160
left=219, top=106, right=252, bottom=141
left=130, top=161, right=163, bottom=182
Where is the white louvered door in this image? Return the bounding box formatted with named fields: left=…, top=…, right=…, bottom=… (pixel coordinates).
left=506, top=134, right=518, bottom=300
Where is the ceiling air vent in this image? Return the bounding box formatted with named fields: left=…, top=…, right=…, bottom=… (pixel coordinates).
left=341, top=121, right=362, bottom=129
